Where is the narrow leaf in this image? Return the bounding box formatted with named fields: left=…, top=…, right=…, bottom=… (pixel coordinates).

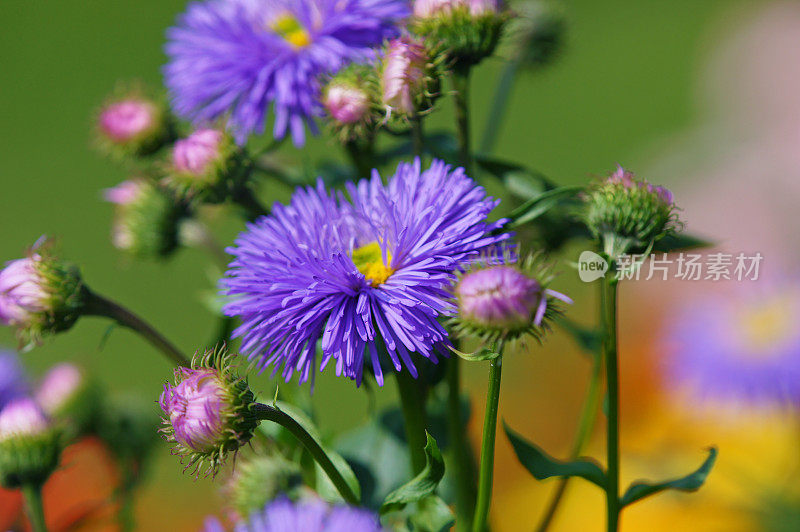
left=504, top=423, right=606, bottom=488
left=380, top=432, right=445, bottom=514
left=653, top=232, right=714, bottom=253
left=509, top=186, right=584, bottom=227
left=620, top=447, right=717, bottom=507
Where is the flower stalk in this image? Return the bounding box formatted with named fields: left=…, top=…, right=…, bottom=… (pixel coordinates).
left=83, top=289, right=189, bottom=367
left=395, top=369, right=429, bottom=475
left=453, top=71, right=473, bottom=174
left=22, top=482, right=47, bottom=532
left=251, top=403, right=359, bottom=505
left=472, top=342, right=504, bottom=532
left=447, top=356, right=478, bottom=532
left=602, top=274, right=620, bottom=532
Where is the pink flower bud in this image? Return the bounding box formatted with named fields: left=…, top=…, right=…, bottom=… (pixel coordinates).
left=382, top=37, right=429, bottom=117
left=98, top=99, right=157, bottom=144
left=0, top=258, right=48, bottom=327
left=324, top=85, right=370, bottom=125
left=0, top=398, right=49, bottom=441
left=36, top=364, right=83, bottom=416
left=103, top=180, right=146, bottom=206
left=172, top=129, right=225, bottom=176
left=160, top=368, right=233, bottom=454
left=457, top=265, right=545, bottom=330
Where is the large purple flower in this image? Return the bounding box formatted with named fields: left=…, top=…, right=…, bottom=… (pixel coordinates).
left=165, top=0, right=408, bottom=146
left=222, top=158, right=508, bottom=386
left=662, top=281, right=800, bottom=408
left=203, top=497, right=384, bottom=532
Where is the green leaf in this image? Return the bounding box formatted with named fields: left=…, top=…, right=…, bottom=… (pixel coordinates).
left=653, top=232, right=714, bottom=253
left=475, top=157, right=556, bottom=198
left=620, top=448, right=717, bottom=507
left=447, top=345, right=500, bottom=362
left=380, top=432, right=445, bottom=514
left=409, top=495, right=455, bottom=532
left=508, top=186, right=584, bottom=228
left=504, top=423, right=606, bottom=488
left=268, top=401, right=361, bottom=503
left=555, top=316, right=601, bottom=355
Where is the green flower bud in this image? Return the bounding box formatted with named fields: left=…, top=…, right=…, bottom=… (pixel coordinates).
left=0, top=398, right=62, bottom=488
left=230, top=455, right=304, bottom=517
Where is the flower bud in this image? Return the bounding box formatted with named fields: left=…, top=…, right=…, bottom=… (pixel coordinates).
left=166, top=129, right=243, bottom=201
left=322, top=64, right=381, bottom=144
left=380, top=37, right=440, bottom=124
left=159, top=347, right=257, bottom=476
left=104, top=179, right=187, bottom=259
left=0, top=241, right=86, bottom=345
left=325, top=85, right=370, bottom=126
left=585, top=165, right=680, bottom=258
left=230, top=455, right=304, bottom=517
left=509, top=1, right=565, bottom=69
left=36, top=364, right=100, bottom=438
left=411, top=0, right=508, bottom=70
left=95, top=89, right=174, bottom=159
left=0, top=398, right=62, bottom=488
left=452, top=253, right=570, bottom=344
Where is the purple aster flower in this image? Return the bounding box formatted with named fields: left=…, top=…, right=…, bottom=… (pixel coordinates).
left=0, top=350, right=28, bottom=411
left=222, top=158, right=508, bottom=386
left=662, top=282, right=800, bottom=408
left=165, top=0, right=409, bottom=146
left=202, top=497, right=385, bottom=532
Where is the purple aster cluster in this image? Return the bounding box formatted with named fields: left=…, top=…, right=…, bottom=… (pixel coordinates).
left=203, top=497, right=384, bottom=532
left=662, top=282, right=800, bottom=408
left=164, top=0, right=409, bottom=146
left=222, top=158, right=508, bottom=386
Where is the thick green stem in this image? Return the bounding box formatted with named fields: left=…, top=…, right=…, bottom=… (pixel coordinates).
left=446, top=355, right=478, bottom=532
left=410, top=113, right=425, bottom=159
left=252, top=403, right=359, bottom=505
left=479, top=56, right=522, bottom=155
left=84, top=290, right=190, bottom=367
left=395, top=370, right=429, bottom=474
left=22, top=482, right=47, bottom=532
left=603, top=278, right=620, bottom=532
left=453, top=71, right=473, bottom=174
left=472, top=347, right=504, bottom=532
left=536, top=350, right=603, bottom=531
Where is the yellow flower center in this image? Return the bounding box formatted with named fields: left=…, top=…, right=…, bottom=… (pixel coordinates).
left=736, top=294, right=797, bottom=356
left=271, top=14, right=312, bottom=48
left=351, top=242, right=394, bottom=286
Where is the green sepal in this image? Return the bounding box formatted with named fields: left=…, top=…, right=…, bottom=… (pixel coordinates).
left=620, top=447, right=717, bottom=507
left=504, top=423, right=606, bottom=488
left=380, top=432, right=445, bottom=515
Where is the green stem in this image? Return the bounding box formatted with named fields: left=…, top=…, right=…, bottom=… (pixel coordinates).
left=345, top=138, right=376, bottom=179
left=472, top=346, right=505, bottom=532
left=446, top=355, right=478, bottom=532
left=410, top=113, right=425, bottom=159
left=252, top=403, right=359, bottom=505
left=536, top=349, right=603, bottom=531
left=22, top=482, right=47, bottom=532
left=603, top=277, right=620, bottom=532
left=232, top=186, right=270, bottom=221
left=84, top=290, right=190, bottom=367
left=395, top=370, right=429, bottom=474
left=452, top=71, right=473, bottom=174
left=479, top=56, right=522, bottom=155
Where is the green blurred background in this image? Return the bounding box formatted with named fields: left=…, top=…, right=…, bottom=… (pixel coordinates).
left=0, top=0, right=781, bottom=530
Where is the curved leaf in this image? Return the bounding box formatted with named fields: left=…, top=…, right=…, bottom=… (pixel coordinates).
left=380, top=432, right=445, bottom=514
left=447, top=345, right=500, bottom=362
left=504, top=423, right=606, bottom=488
left=620, top=447, right=717, bottom=507
left=409, top=495, right=455, bottom=532
left=653, top=232, right=714, bottom=253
